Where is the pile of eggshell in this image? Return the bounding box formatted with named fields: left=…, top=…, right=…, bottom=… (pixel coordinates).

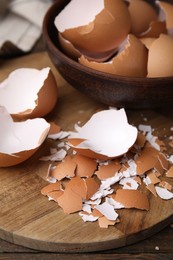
left=40, top=108, right=173, bottom=228
left=54, top=0, right=173, bottom=77
left=0, top=67, right=58, bottom=167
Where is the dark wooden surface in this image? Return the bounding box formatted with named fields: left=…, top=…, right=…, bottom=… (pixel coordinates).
left=0, top=36, right=173, bottom=259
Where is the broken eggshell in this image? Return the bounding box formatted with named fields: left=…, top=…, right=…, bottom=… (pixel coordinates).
left=147, top=33, right=173, bottom=77
left=79, top=34, right=148, bottom=77
left=68, top=109, right=138, bottom=159
left=0, top=67, right=58, bottom=120
left=54, top=0, right=131, bottom=53
left=0, top=106, right=50, bottom=167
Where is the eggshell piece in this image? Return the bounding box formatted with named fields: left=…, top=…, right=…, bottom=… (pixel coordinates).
left=112, top=189, right=150, bottom=210
left=85, top=177, right=100, bottom=200
left=0, top=106, right=50, bottom=167
left=155, top=186, right=173, bottom=200
left=59, top=32, right=118, bottom=62
left=55, top=0, right=131, bottom=53
left=95, top=162, right=121, bottom=180
left=51, top=155, right=76, bottom=181
left=135, top=146, right=159, bottom=175
left=0, top=67, right=58, bottom=120
left=79, top=34, right=148, bottom=77
left=128, top=0, right=158, bottom=35
left=57, top=188, right=83, bottom=214
left=68, top=109, right=138, bottom=159
left=72, top=153, right=98, bottom=177
left=166, top=166, right=173, bottom=178
left=41, top=182, right=61, bottom=195
left=147, top=34, right=173, bottom=77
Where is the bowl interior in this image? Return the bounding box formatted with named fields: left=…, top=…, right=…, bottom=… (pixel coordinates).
left=42, top=0, right=173, bottom=109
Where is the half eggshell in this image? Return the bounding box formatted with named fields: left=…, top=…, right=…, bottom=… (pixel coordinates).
left=79, top=34, right=148, bottom=77
left=68, top=109, right=138, bottom=159
left=54, top=0, right=131, bottom=53
left=0, top=106, right=50, bottom=167
left=0, top=67, right=58, bottom=120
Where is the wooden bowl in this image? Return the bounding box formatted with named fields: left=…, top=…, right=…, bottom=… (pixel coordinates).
left=42, top=0, right=173, bottom=109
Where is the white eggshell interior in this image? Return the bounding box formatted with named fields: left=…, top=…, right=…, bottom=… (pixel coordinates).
left=0, top=106, right=50, bottom=154
left=54, top=0, right=104, bottom=32
left=0, top=67, right=50, bottom=114
left=70, top=109, right=138, bottom=157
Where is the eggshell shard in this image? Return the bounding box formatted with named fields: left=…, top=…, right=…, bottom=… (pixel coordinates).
left=128, top=0, right=158, bottom=35
left=147, top=34, right=173, bottom=77
left=0, top=106, right=50, bottom=167
left=0, top=67, right=58, bottom=120
left=112, top=189, right=150, bottom=211
left=79, top=34, right=148, bottom=77
left=68, top=108, right=138, bottom=159
left=55, top=0, right=131, bottom=53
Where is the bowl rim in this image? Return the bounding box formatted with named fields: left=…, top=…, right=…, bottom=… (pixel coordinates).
left=43, top=0, right=173, bottom=83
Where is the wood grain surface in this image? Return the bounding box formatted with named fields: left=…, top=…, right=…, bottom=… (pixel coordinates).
left=0, top=52, right=173, bottom=253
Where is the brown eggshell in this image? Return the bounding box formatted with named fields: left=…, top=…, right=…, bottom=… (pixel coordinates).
left=72, top=153, right=98, bottom=178
left=55, top=0, right=131, bottom=53
left=59, top=32, right=118, bottom=62
left=68, top=138, right=111, bottom=160
left=128, top=0, right=158, bottom=35
left=147, top=34, right=173, bottom=77
left=112, top=189, right=150, bottom=210
left=0, top=68, right=58, bottom=120
left=23, top=69, right=58, bottom=119
left=79, top=34, right=148, bottom=77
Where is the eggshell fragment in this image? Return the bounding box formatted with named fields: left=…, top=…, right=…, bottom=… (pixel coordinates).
left=51, top=155, right=76, bottom=181
left=79, top=34, right=148, bottom=77
left=57, top=188, right=83, bottom=214
left=68, top=109, right=138, bottom=159
left=72, top=153, right=98, bottom=177
left=59, top=32, right=118, bottom=62
left=0, top=106, right=50, bottom=167
left=166, top=166, right=173, bottom=178
left=0, top=67, right=58, bottom=120
left=112, top=189, right=150, bottom=210
left=95, top=162, right=121, bottom=180
left=128, top=0, right=158, bottom=35
left=98, top=216, right=118, bottom=228
left=147, top=34, right=173, bottom=77
left=55, top=0, right=131, bottom=53
left=155, top=186, right=173, bottom=200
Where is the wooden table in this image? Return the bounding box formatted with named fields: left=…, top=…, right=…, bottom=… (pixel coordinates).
left=0, top=37, right=173, bottom=260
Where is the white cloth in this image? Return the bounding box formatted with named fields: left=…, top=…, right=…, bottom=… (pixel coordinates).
left=0, top=0, right=53, bottom=54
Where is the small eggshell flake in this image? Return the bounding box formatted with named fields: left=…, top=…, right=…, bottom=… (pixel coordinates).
left=0, top=67, right=58, bottom=119
left=68, top=109, right=138, bottom=159
left=55, top=0, right=131, bottom=53
left=0, top=106, right=50, bottom=167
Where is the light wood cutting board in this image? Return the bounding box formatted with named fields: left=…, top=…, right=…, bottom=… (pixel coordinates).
left=0, top=52, right=173, bottom=253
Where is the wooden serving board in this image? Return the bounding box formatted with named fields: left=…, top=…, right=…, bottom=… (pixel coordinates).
left=0, top=52, right=173, bottom=253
